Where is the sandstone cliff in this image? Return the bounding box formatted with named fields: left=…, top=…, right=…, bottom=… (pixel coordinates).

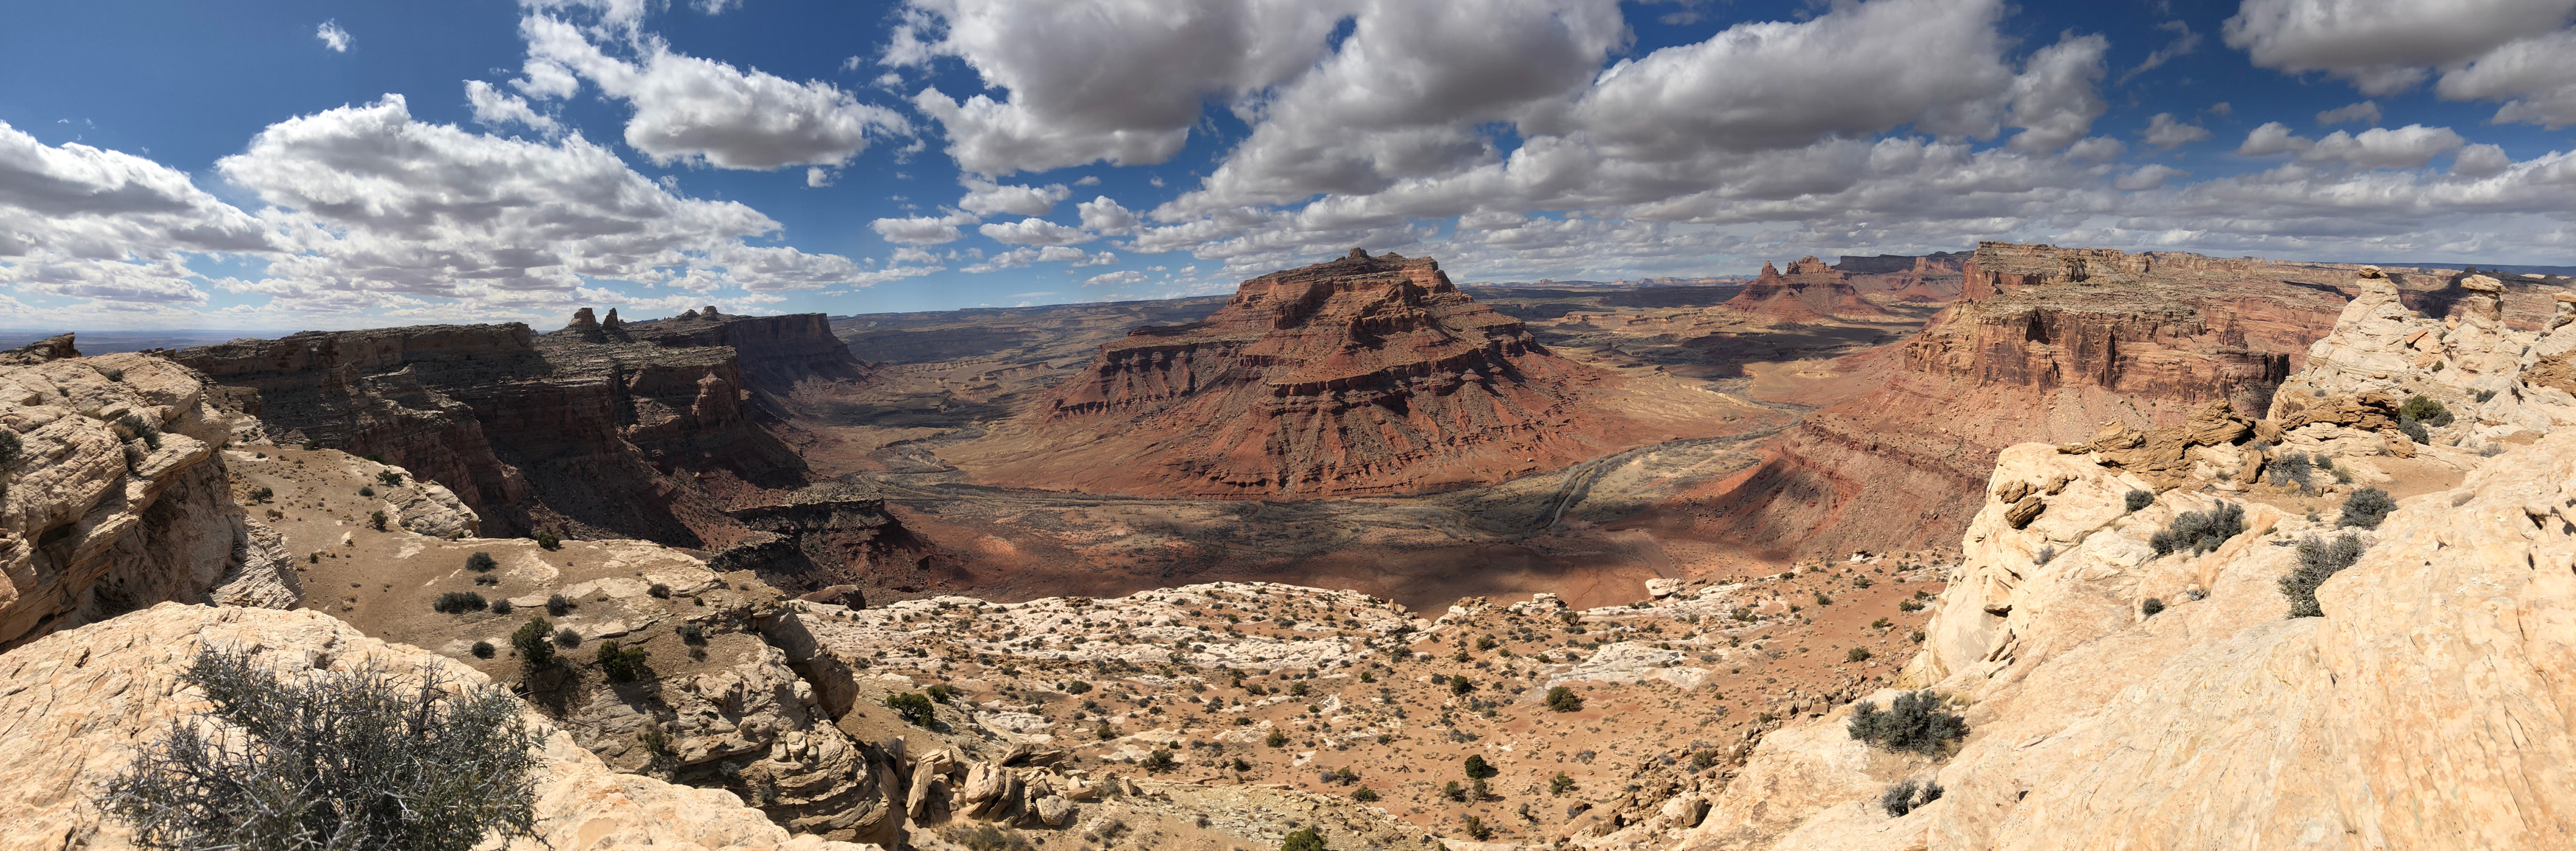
left=1657, top=242, right=2353, bottom=559
left=171, top=315, right=923, bottom=595
left=1722, top=258, right=1899, bottom=322
left=952, top=250, right=1774, bottom=498
left=1665, top=264, right=2576, bottom=849
left=0, top=603, right=880, bottom=851
left=0, top=347, right=295, bottom=649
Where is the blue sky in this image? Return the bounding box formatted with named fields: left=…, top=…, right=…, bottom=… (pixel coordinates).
left=1, top=0, right=2572, bottom=330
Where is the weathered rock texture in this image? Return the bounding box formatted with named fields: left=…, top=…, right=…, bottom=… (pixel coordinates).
left=1658, top=241, right=2354, bottom=559
left=962, top=250, right=1749, bottom=498
left=169, top=314, right=922, bottom=594
left=0, top=349, right=294, bottom=649
left=1677, top=263, right=2576, bottom=850
left=0, top=603, right=879, bottom=851
left=1723, top=258, right=1898, bottom=322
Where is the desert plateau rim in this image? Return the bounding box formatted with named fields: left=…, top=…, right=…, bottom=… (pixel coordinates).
left=10, top=2, right=2576, bottom=847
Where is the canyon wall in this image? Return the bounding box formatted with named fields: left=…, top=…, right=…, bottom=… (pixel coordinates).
left=1722, top=257, right=1898, bottom=322
left=1667, top=242, right=2352, bottom=559
left=171, top=314, right=922, bottom=595
left=957, top=250, right=1766, bottom=498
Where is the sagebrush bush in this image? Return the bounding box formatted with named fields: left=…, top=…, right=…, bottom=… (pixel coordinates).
left=553, top=627, right=581, bottom=648
left=2396, top=417, right=2430, bottom=444
left=545, top=593, right=571, bottom=616
left=1878, top=777, right=1944, bottom=817
left=465, top=551, right=497, bottom=573
left=534, top=533, right=562, bottom=551
left=2140, top=598, right=2166, bottom=618
left=2399, top=395, right=2453, bottom=427
left=1847, top=690, right=1968, bottom=755
left=510, top=617, right=555, bottom=668
left=886, top=691, right=937, bottom=727
left=2281, top=534, right=2367, bottom=618
left=2149, top=502, right=2246, bottom=557
left=595, top=640, right=650, bottom=682
left=0, top=428, right=19, bottom=467
left=489, top=598, right=513, bottom=615
left=1546, top=685, right=1584, bottom=712
left=2266, top=452, right=2315, bottom=489
left=1281, top=827, right=1326, bottom=851
left=2123, top=489, right=2152, bottom=512
left=2339, top=487, right=2396, bottom=529
left=470, top=640, right=496, bottom=659
left=431, top=591, right=486, bottom=614
left=116, top=414, right=162, bottom=450
left=96, top=648, right=539, bottom=851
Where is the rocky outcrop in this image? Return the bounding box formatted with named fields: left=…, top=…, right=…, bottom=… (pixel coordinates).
left=169, top=316, right=921, bottom=593
left=1675, top=261, right=2576, bottom=850
left=0, top=350, right=292, bottom=649
left=0, top=603, right=880, bottom=851
left=977, top=250, right=1648, bottom=498
left=1722, top=258, right=1898, bottom=322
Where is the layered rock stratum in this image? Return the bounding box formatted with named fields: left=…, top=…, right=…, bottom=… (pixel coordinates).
left=1722, top=258, right=1898, bottom=322
left=169, top=312, right=924, bottom=594
left=1655, top=264, right=2576, bottom=850
left=0, top=345, right=298, bottom=649
left=948, top=250, right=1778, bottom=498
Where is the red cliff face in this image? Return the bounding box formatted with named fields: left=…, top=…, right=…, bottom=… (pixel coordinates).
left=972, top=250, right=1727, bottom=498
left=174, top=314, right=922, bottom=594
left=1655, top=241, right=2354, bottom=559
left=1723, top=257, right=1900, bottom=321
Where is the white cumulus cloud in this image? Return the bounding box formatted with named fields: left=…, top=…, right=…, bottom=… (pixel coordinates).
left=520, top=14, right=910, bottom=170
left=316, top=20, right=352, bottom=52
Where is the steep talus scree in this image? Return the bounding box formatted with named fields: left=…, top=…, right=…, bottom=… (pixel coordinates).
left=982, top=250, right=1621, bottom=498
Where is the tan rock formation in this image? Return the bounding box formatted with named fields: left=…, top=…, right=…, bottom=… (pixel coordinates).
left=0, top=603, right=880, bottom=851
left=1671, top=260, right=2576, bottom=850
left=0, top=352, right=294, bottom=649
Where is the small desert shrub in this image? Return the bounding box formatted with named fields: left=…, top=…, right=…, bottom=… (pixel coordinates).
left=1878, top=778, right=1944, bottom=817
left=2123, top=489, right=2153, bottom=512
left=1450, top=676, right=1475, bottom=696
left=1814, top=591, right=1834, bottom=606
left=466, top=551, right=497, bottom=573
left=647, top=582, right=670, bottom=598
left=368, top=511, right=388, bottom=532
left=2266, top=452, right=2315, bottom=488
left=2396, top=417, right=2430, bottom=444
left=489, top=598, right=513, bottom=615
left=116, top=414, right=162, bottom=450
left=1461, top=815, right=1490, bottom=841
left=2474, top=388, right=2499, bottom=403
left=1288, top=681, right=1310, bottom=696
left=1352, top=785, right=1379, bottom=802
left=431, top=591, right=486, bottom=614
left=300, top=439, right=322, bottom=450
left=534, top=532, right=562, bottom=551
left=552, top=627, right=581, bottom=648
left=1545, top=685, right=1584, bottom=713
left=376, top=470, right=403, bottom=486
left=2149, top=503, right=2246, bottom=557
left=2033, top=545, right=2056, bottom=565
left=1897, top=598, right=1925, bottom=612
left=885, top=691, right=937, bottom=727
left=2140, top=598, right=2166, bottom=618
left=927, top=683, right=960, bottom=702
left=1441, top=780, right=1466, bottom=802
left=247, top=486, right=273, bottom=504
left=545, top=593, right=571, bottom=616
left=1464, top=755, right=1495, bottom=778
left=1847, top=690, right=1968, bottom=756
left=96, top=648, right=540, bottom=851
left=358, top=486, right=374, bottom=497
left=2399, top=395, right=2454, bottom=427
left=2282, top=534, right=2367, bottom=618
left=1549, top=772, right=1576, bottom=795
left=676, top=623, right=706, bottom=644
left=1064, top=679, right=1093, bottom=694
left=2338, top=487, right=2396, bottom=529
left=102, top=367, right=124, bottom=382
left=1265, top=728, right=1291, bottom=747
left=470, top=640, right=496, bottom=659
left=595, top=640, right=649, bottom=682
left=1281, top=827, right=1327, bottom=851
left=1846, top=647, right=1873, bottom=663
left=949, top=824, right=1033, bottom=851
left=1143, top=749, right=1176, bottom=771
